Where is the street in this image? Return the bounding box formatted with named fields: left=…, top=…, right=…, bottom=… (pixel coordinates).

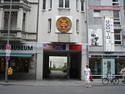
left=0, top=84, right=125, bottom=94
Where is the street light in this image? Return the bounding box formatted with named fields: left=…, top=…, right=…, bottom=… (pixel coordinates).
left=5, top=0, right=12, bottom=82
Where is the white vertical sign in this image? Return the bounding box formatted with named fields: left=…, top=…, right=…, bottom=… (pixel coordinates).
left=104, top=17, right=114, bottom=51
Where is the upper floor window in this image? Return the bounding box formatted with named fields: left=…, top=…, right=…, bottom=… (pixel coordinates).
left=81, top=0, right=85, bottom=12
left=76, top=0, right=79, bottom=11
left=59, top=0, right=69, bottom=8
left=114, top=29, right=121, bottom=45
left=113, top=10, right=119, bottom=20
left=48, top=18, right=52, bottom=33
left=76, top=19, right=79, bottom=33
left=22, top=13, right=26, bottom=31
left=43, top=0, right=46, bottom=9
left=93, top=10, right=101, bottom=17
left=4, top=0, right=20, bottom=2
left=4, top=11, right=17, bottom=30
left=113, top=0, right=118, bottom=2
left=49, top=0, right=52, bottom=9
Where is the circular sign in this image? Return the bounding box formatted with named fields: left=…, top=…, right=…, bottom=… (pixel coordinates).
left=56, top=17, right=72, bottom=33
left=6, top=43, right=11, bottom=50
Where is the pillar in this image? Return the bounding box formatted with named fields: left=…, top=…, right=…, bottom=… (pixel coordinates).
left=81, top=43, right=88, bottom=80
left=0, top=8, right=4, bottom=30
left=17, top=8, right=23, bottom=30
left=36, top=43, right=43, bottom=80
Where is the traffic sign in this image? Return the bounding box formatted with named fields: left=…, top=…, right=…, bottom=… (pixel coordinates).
left=6, top=43, right=11, bottom=50
left=5, top=43, right=11, bottom=57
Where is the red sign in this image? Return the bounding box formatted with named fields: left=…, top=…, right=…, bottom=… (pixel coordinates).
left=69, top=44, right=82, bottom=51
left=5, top=44, right=11, bottom=50
left=89, top=5, right=122, bottom=10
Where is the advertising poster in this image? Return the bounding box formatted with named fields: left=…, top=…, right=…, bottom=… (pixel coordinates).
left=88, top=28, right=102, bottom=46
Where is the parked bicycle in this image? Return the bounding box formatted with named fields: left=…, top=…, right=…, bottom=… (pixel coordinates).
left=102, top=74, right=119, bottom=85
left=121, top=79, right=125, bottom=84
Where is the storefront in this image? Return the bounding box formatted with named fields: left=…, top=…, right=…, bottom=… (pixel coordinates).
left=0, top=43, right=36, bottom=80
left=89, top=54, right=125, bottom=79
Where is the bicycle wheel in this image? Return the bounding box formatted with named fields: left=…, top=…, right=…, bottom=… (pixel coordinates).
left=102, top=78, right=109, bottom=85
left=112, top=78, right=119, bottom=85
left=121, top=79, right=125, bottom=84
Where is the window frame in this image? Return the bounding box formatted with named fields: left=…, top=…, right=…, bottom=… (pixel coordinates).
left=59, top=0, right=70, bottom=9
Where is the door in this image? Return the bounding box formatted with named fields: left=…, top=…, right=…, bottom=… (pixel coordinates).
left=102, top=58, right=115, bottom=78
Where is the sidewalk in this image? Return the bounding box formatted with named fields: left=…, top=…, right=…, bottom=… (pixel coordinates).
left=0, top=79, right=105, bottom=87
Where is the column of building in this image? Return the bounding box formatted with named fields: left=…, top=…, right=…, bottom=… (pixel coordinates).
left=17, top=8, right=23, bottom=30
left=0, top=8, right=4, bottom=30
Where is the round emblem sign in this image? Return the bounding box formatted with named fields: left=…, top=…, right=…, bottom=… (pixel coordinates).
left=56, top=17, right=72, bottom=33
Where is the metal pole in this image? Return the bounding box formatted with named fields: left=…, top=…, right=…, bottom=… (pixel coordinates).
left=85, top=0, right=89, bottom=64
left=5, top=0, right=12, bottom=82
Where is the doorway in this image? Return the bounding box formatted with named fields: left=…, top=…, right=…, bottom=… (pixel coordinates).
left=43, top=50, right=81, bottom=80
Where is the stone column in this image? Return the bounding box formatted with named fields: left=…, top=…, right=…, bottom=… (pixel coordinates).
left=81, top=43, right=88, bottom=80
left=36, top=44, right=43, bottom=80
left=0, top=8, right=4, bottom=30
left=17, top=8, right=23, bottom=30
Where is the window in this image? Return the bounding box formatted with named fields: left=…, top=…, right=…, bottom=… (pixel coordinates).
left=81, top=0, right=85, bottom=12
left=76, top=0, right=79, bottom=11
left=114, top=29, right=121, bottom=45
left=113, top=10, right=119, bottom=19
left=93, top=10, right=101, bottom=17
left=49, top=0, right=52, bottom=9
left=48, top=18, right=52, bottom=33
left=76, top=19, right=79, bottom=33
left=4, top=0, right=20, bottom=2
left=22, top=13, right=26, bottom=31
left=112, top=0, right=119, bottom=6
left=43, top=0, right=46, bottom=9
left=4, top=11, right=17, bottom=30
left=113, top=0, right=118, bottom=2
left=59, top=0, right=69, bottom=8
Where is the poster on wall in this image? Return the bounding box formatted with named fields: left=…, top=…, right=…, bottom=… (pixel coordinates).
left=104, top=17, right=114, bottom=52
left=55, top=16, right=72, bottom=33
left=88, top=29, right=102, bottom=46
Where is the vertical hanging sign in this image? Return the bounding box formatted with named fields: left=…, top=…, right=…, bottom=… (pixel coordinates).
left=104, top=17, right=114, bottom=52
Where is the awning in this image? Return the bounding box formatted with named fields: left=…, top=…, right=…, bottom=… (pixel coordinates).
left=0, top=53, right=33, bottom=57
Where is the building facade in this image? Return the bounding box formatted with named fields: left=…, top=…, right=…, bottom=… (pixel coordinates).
left=0, top=0, right=125, bottom=81
left=0, top=0, right=38, bottom=80
left=36, top=0, right=87, bottom=80
left=88, top=0, right=125, bottom=78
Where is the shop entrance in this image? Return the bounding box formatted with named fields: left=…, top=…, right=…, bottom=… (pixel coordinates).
left=43, top=50, right=81, bottom=80
left=0, top=56, right=35, bottom=80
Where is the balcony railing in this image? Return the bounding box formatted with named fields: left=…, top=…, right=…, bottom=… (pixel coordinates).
left=0, top=0, right=30, bottom=11
left=0, top=30, right=36, bottom=41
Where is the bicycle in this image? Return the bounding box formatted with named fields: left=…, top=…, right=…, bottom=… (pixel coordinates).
left=102, top=74, right=119, bottom=85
